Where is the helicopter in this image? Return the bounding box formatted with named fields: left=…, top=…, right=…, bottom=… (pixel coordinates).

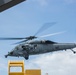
left=0, top=22, right=76, bottom=60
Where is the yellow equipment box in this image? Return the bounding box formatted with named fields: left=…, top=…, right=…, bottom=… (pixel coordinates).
left=8, top=60, right=24, bottom=75
left=8, top=60, right=41, bottom=75
left=25, top=69, right=41, bottom=75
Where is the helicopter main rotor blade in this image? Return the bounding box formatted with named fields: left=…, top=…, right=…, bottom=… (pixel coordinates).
left=0, top=22, right=56, bottom=41
left=0, top=22, right=57, bottom=44
left=38, top=31, right=66, bottom=38
left=0, top=38, right=25, bottom=40
left=34, top=22, right=56, bottom=36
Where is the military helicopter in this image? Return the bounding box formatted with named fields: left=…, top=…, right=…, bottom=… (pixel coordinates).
left=0, top=22, right=76, bottom=60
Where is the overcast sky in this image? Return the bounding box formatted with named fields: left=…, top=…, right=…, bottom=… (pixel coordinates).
left=0, top=0, right=76, bottom=75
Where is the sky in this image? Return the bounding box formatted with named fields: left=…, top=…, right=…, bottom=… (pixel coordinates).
left=0, top=0, right=76, bottom=75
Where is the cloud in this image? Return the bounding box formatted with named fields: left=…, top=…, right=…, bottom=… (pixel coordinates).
left=25, top=49, right=76, bottom=75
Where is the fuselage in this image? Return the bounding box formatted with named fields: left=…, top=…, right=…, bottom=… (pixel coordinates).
left=5, top=40, right=76, bottom=59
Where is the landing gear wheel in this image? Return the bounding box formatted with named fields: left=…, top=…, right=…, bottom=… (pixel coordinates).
left=24, top=56, right=29, bottom=60
left=73, top=51, right=76, bottom=54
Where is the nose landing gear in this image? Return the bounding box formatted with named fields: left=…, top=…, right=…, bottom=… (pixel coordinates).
left=5, top=55, right=8, bottom=58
